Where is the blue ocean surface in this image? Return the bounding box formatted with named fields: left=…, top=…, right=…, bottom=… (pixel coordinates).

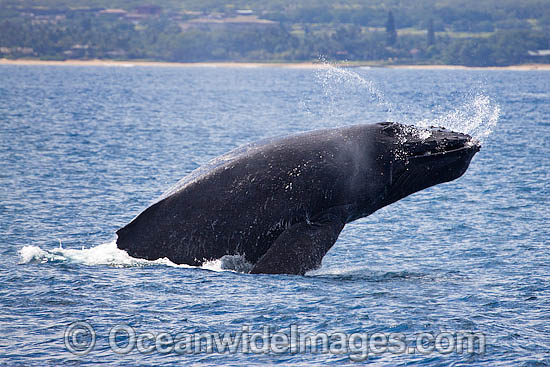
left=0, top=64, right=548, bottom=366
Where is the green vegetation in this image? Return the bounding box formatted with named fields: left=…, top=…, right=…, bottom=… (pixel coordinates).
left=385, top=11, right=397, bottom=46
left=0, top=0, right=549, bottom=65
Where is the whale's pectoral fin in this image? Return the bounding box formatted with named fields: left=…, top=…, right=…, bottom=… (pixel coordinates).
left=250, top=214, right=345, bottom=275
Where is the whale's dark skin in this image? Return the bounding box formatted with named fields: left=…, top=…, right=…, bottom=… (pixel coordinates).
left=116, top=122, right=480, bottom=275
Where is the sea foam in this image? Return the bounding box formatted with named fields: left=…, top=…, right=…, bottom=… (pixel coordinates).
left=18, top=241, right=251, bottom=273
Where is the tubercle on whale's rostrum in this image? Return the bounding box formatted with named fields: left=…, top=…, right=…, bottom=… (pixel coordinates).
left=116, top=122, right=480, bottom=275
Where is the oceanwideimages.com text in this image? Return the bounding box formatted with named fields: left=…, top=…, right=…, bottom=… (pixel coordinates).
left=65, top=321, right=485, bottom=361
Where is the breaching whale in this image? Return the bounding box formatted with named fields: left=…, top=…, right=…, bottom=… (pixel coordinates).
left=116, top=122, right=480, bottom=275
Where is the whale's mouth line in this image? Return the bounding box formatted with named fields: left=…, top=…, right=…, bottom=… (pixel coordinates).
left=408, top=141, right=481, bottom=160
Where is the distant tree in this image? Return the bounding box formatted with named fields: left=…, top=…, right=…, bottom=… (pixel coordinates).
left=427, top=18, right=435, bottom=45
left=441, top=39, right=494, bottom=66
left=385, top=10, right=397, bottom=46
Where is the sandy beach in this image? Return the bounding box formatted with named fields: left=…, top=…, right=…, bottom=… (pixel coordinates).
left=0, top=59, right=332, bottom=69
left=1, top=58, right=549, bottom=70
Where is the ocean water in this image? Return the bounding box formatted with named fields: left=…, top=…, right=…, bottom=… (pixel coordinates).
left=0, top=64, right=548, bottom=366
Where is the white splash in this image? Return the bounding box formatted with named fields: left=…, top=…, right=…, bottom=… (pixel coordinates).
left=417, top=94, right=500, bottom=144
left=203, top=254, right=253, bottom=273
left=18, top=241, right=252, bottom=273
left=18, top=241, right=186, bottom=267
left=18, top=245, right=66, bottom=264
left=314, top=59, right=396, bottom=122
left=314, top=60, right=500, bottom=143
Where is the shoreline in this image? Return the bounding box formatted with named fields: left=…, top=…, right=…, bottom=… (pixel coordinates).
left=0, top=59, right=333, bottom=69
left=1, top=58, right=549, bottom=70
left=387, top=63, right=550, bottom=71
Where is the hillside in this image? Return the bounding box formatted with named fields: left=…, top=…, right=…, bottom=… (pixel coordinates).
left=1, top=0, right=549, bottom=65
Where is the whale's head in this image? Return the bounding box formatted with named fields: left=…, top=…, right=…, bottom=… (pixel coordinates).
left=371, top=122, right=480, bottom=207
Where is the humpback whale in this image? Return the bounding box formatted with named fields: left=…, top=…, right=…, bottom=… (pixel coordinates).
left=116, top=122, right=480, bottom=275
